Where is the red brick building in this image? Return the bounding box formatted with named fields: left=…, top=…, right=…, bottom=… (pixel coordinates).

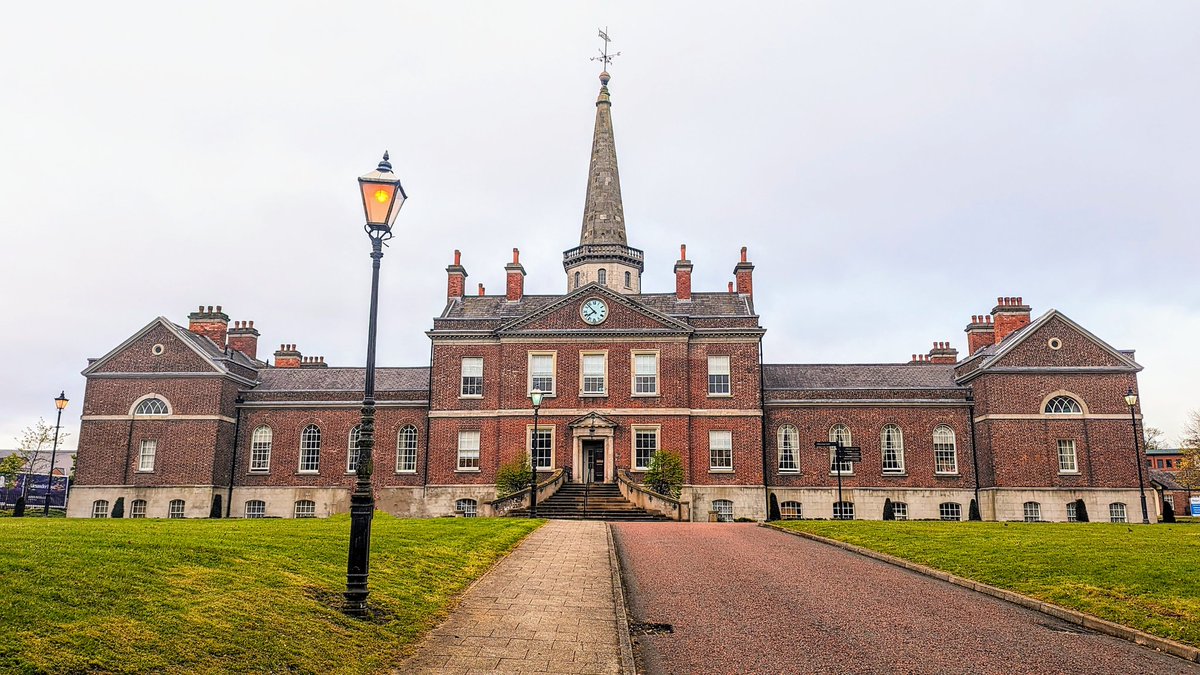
left=69, top=71, right=1150, bottom=522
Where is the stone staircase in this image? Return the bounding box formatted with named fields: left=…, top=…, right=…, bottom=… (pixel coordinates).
left=508, top=482, right=671, bottom=521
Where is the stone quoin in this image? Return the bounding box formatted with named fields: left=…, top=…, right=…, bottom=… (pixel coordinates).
left=69, top=69, right=1150, bottom=523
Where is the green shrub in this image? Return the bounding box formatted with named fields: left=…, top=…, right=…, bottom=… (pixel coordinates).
left=495, top=455, right=532, bottom=498
left=643, top=450, right=683, bottom=499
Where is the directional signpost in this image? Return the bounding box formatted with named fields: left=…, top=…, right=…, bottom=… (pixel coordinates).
left=815, top=441, right=861, bottom=519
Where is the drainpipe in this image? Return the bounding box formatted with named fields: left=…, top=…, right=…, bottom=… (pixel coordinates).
left=225, top=395, right=245, bottom=517
left=967, top=393, right=982, bottom=518
left=758, top=335, right=771, bottom=521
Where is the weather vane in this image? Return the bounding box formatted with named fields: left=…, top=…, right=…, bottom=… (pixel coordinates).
left=590, top=27, right=621, bottom=68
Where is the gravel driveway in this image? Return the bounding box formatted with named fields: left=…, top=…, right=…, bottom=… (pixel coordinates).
left=612, top=522, right=1197, bottom=674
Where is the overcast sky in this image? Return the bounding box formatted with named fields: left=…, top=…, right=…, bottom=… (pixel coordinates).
left=2, top=2, right=1197, bottom=451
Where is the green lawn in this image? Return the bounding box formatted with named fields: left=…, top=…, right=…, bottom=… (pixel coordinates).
left=773, top=520, right=1200, bottom=647
left=0, top=514, right=541, bottom=674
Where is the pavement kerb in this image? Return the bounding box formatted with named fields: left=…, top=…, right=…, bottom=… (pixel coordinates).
left=762, top=523, right=1200, bottom=665
left=606, top=522, right=637, bottom=675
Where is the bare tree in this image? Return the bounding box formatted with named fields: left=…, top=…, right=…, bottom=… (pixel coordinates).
left=1143, top=426, right=1167, bottom=451
left=1178, top=409, right=1200, bottom=495
left=13, top=418, right=69, bottom=477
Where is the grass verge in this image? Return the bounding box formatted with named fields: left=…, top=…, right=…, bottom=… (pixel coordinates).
left=773, top=520, right=1200, bottom=648
left=0, top=514, right=541, bottom=674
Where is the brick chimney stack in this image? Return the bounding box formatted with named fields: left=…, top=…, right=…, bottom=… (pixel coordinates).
left=188, top=305, right=229, bottom=348
left=909, top=353, right=934, bottom=365
left=965, top=315, right=996, bottom=355
left=992, top=296, right=1031, bottom=343
left=505, top=248, right=526, bottom=302
left=273, top=344, right=301, bottom=368
left=299, top=355, right=328, bottom=368
left=478, top=283, right=486, bottom=296
left=928, top=341, right=959, bottom=364
left=446, top=250, right=467, bottom=301
left=674, top=244, right=693, bottom=301
left=728, top=281, right=735, bottom=293
left=227, top=320, right=260, bottom=360
left=734, top=246, right=754, bottom=297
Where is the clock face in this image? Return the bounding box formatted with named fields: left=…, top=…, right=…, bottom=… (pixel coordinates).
left=580, top=298, right=609, bottom=325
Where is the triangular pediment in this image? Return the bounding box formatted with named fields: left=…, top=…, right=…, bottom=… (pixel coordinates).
left=569, top=411, right=619, bottom=430
left=82, top=317, right=227, bottom=377
left=499, top=283, right=692, bottom=335
left=969, top=310, right=1140, bottom=377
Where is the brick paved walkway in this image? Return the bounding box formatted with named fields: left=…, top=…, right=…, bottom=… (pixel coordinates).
left=398, top=520, right=629, bottom=674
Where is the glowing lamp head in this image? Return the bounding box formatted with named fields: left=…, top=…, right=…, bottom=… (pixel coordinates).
left=54, top=390, right=69, bottom=411
left=358, top=151, right=407, bottom=233
left=530, top=390, right=544, bottom=408
left=1124, top=388, right=1138, bottom=408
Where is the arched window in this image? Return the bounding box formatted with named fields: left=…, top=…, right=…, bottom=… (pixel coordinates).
left=130, top=499, right=147, bottom=518
left=1023, top=501, right=1041, bottom=522
left=250, top=426, right=272, bottom=472
left=933, top=425, right=957, bottom=474
left=294, top=500, right=316, bottom=518
left=830, top=424, right=853, bottom=473
left=397, top=425, right=418, bottom=473
left=1045, top=396, right=1083, bottom=414
left=1108, top=502, right=1127, bottom=523
left=133, top=397, right=169, bottom=416
left=168, top=499, right=185, bottom=519
left=777, top=425, right=798, bottom=472
left=455, top=498, right=477, bottom=518
left=881, top=424, right=904, bottom=474
left=939, top=502, right=961, bottom=521
left=299, top=425, right=321, bottom=473
left=712, top=499, right=734, bottom=522
left=780, top=501, right=802, bottom=520
left=624, top=271, right=632, bottom=288
left=245, top=500, right=266, bottom=519
left=91, top=500, right=109, bottom=518
left=597, top=268, right=607, bottom=285
left=347, top=425, right=361, bottom=473
left=574, top=271, right=581, bottom=288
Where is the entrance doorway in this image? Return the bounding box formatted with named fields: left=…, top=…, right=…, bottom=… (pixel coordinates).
left=583, top=439, right=606, bottom=483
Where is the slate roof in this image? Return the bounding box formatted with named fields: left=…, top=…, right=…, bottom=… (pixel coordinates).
left=254, top=367, right=430, bottom=392
left=176, top=322, right=263, bottom=370
left=439, top=292, right=754, bottom=321
left=1149, top=469, right=1185, bottom=491
left=763, top=363, right=960, bottom=390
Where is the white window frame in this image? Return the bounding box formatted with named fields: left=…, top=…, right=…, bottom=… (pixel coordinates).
left=299, top=424, right=321, bottom=473
left=528, top=424, right=554, bottom=471
left=138, top=439, right=157, bottom=472
left=632, top=425, right=660, bottom=471
left=777, top=425, right=799, bottom=473
left=1023, top=501, right=1041, bottom=522
left=396, top=425, right=418, bottom=473
left=347, top=425, right=361, bottom=473
left=1066, top=502, right=1078, bottom=522
left=1045, top=395, right=1083, bottom=415
left=709, top=430, right=733, bottom=472
left=130, top=395, right=171, bottom=416
left=580, top=351, right=608, bottom=397
left=455, top=498, right=478, bottom=518
left=168, top=499, right=185, bottom=519
left=939, top=502, right=961, bottom=521
left=712, top=499, right=734, bottom=522
left=780, top=501, right=802, bottom=520
left=1109, top=502, right=1127, bottom=523
left=460, top=357, right=484, bottom=398
left=249, top=425, right=272, bottom=472
left=294, top=500, right=316, bottom=518
left=130, top=499, right=147, bottom=518
left=1058, top=439, right=1078, bottom=474
left=528, top=351, right=557, bottom=397
left=833, top=501, right=855, bottom=520
left=933, top=425, right=958, bottom=475
left=881, top=424, right=905, bottom=474
left=707, top=355, right=731, bottom=397
left=245, top=500, right=266, bottom=519
left=830, top=424, right=854, bottom=475
left=631, top=350, right=659, bottom=397
left=892, top=502, right=909, bottom=521
left=91, top=500, right=109, bottom=518
left=457, top=430, right=481, bottom=472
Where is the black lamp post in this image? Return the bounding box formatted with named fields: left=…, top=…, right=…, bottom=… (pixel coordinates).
left=344, top=152, right=407, bottom=617
left=529, top=390, right=544, bottom=518
left=43, top=391, right=69, bottom=515
left=1124, top=387, right=1151, bottom=524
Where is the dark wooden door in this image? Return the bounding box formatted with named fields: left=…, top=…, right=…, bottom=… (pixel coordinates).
left=584, top=440, right=606, bottom=483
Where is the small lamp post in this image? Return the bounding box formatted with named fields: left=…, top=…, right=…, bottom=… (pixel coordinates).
left=344, top=152, right=407, bottom=617
left=529, top=390, right=544, bottom=518
left=1124, top=388, right=1151, bottom=524
left=43, top=391, right=69, bottom=515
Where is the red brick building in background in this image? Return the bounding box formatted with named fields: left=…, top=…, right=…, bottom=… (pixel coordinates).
left=69, top=71, right=1151, bottom=522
